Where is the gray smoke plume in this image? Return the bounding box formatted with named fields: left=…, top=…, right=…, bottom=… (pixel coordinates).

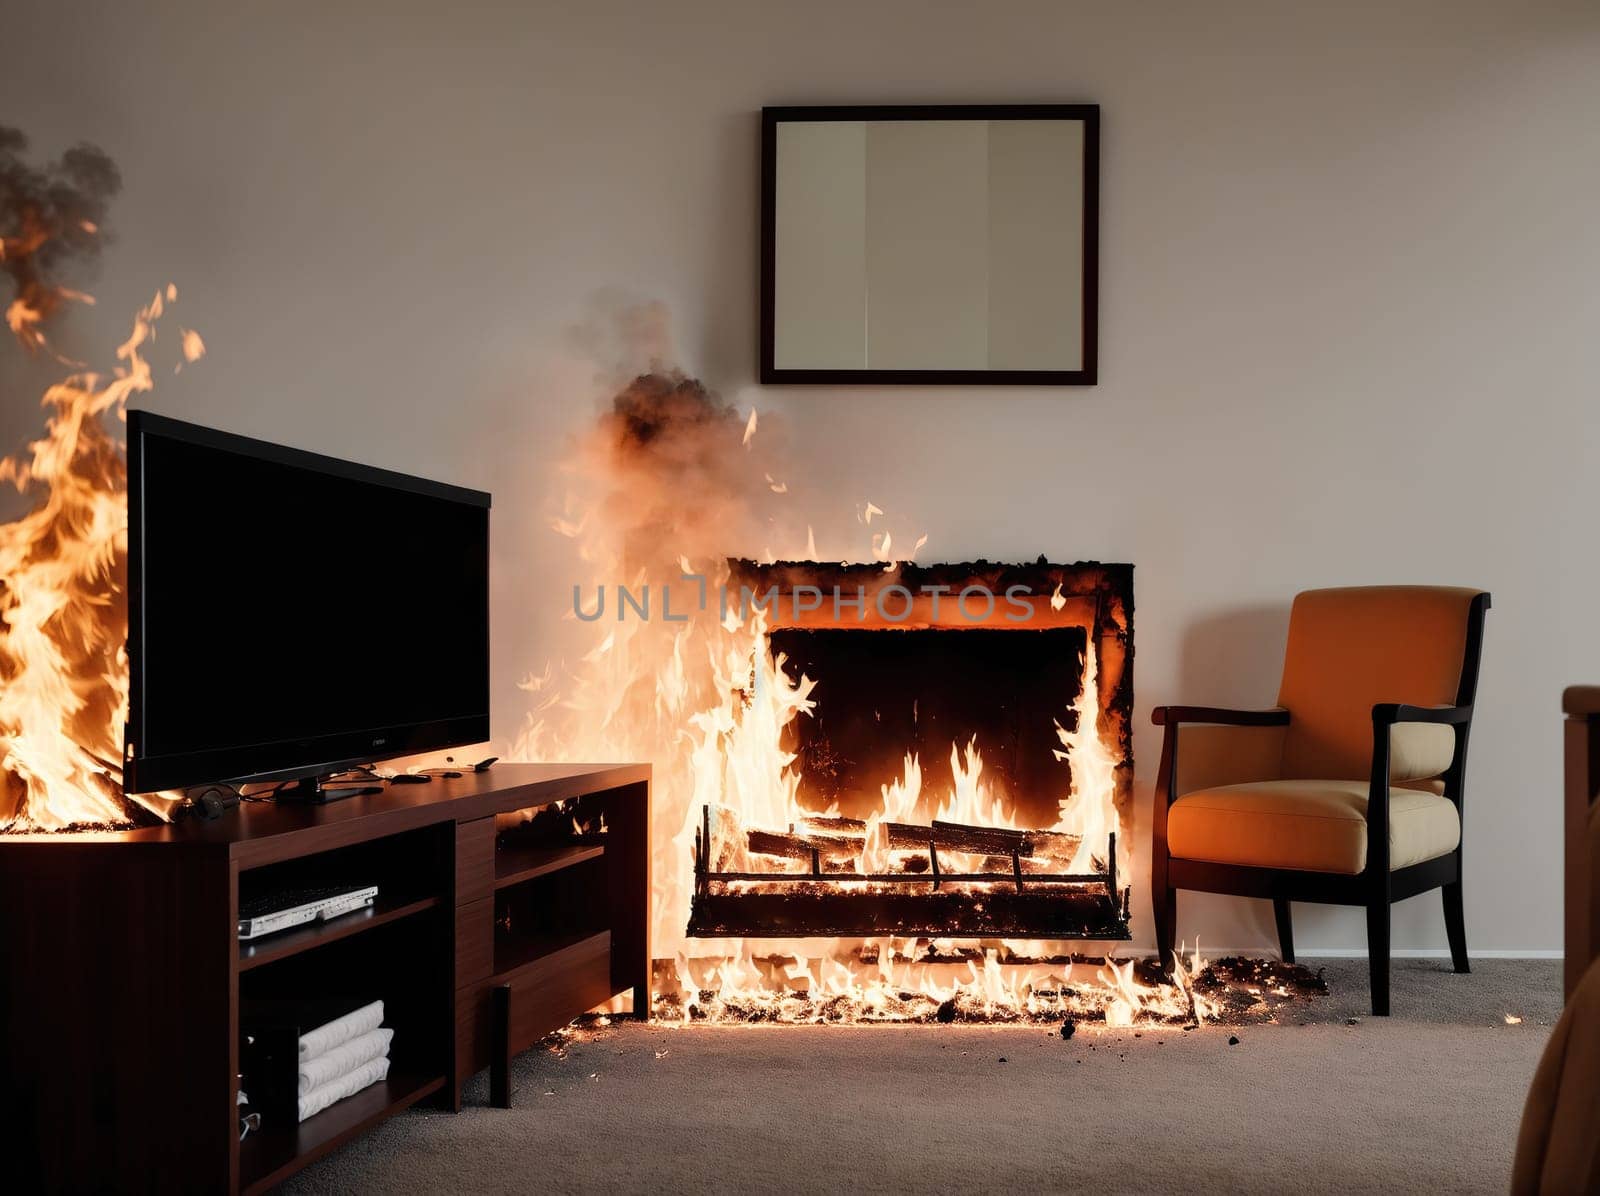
left=0, top=126, right=120, bottom=339
left=597, top=369, right=790, bottom=573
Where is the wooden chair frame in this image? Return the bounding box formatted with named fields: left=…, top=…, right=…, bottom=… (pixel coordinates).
left=1150, top=591, right=1490, bottom=1016
left=1563, top=686, right=1600, bottom=998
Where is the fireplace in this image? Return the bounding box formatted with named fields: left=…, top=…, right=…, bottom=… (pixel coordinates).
left=503, top=378, right=1194, bottom=1022
left=687, top=558, right=1133, bottom=944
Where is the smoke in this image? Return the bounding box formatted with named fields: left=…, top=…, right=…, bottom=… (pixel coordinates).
left=597, top=369, right=785, bottom=571
left=513, top=306, right=805, bottom=951
left=0, top=126, right=120, bottom=346
left=554, top=298, right=795, bottom=576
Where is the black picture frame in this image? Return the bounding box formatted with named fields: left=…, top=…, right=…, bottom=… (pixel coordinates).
left=760, top=104, right=1099, bottom=386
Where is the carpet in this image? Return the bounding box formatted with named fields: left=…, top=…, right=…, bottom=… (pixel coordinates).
left=282, top=958, right=1562, bottom=1195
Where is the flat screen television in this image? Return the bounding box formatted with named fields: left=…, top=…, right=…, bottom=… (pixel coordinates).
left=124, top=411, right=491, bottom=794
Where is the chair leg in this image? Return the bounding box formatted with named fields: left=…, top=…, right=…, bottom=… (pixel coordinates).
left=1153, top=881, right=1177, bottom=974
left=1366, top=898, right=1391, bottom=1016
left=1442, top=880, right=1470, bottom=974
left=1272, top=897, right=1295, bottom=964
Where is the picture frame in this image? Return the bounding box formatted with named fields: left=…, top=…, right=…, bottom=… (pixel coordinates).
left=760, top=104, right=1099, bottom=386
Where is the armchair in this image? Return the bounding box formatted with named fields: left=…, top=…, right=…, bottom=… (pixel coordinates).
left=1151, top=586, right=1490, bottom=1015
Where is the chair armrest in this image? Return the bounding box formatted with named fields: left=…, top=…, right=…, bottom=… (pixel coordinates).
left=1151, top=705, right=1289, bottom=727
left=1365, top=704, right=1473, bottom=872
left=1371, top=703, right=1471, bottom=726
left=1152, top=707, right=1288, bottom=819
left=1564, top=686, right=1600, bottom=718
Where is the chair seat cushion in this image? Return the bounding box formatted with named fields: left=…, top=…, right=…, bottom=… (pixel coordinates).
left=1167, top=779, right=1461, bottom=875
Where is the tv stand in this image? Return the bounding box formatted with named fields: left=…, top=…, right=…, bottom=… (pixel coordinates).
left=0, top=762, right=650, bottom=1194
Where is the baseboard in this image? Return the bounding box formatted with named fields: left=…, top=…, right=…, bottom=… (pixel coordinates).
left=1137, top=947, right=1563, bottom=960
left=1298, top=948, right=1562, bottom=960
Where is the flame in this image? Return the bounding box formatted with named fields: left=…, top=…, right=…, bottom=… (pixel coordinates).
left=663, top=938, right=1218, bottom=1028
left=652, top=627, right=1210, bottom=1027
left=514, top=361, right=1205, bottom=1025
left=0, top=260, right=188, bottom=827
left=174, top=327, right=205, bottom=373
left=1051, top=642, right=1122, bottom=877
left=5, top=297, right=45, bottom=349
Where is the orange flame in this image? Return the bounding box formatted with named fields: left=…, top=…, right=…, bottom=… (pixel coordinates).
left=0, top=284, right=192, bottom=831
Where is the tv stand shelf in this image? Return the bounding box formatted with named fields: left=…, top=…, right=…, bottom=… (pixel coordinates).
left=0, top=763, right=650, bottom=1194
left=495, top=840, right=606, bottom=888
left=237, top=892, right=444, bottom=972
left=239, top=1071, right=446, bottom=1196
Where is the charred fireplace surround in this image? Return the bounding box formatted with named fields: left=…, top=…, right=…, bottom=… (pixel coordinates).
left=689, top=559, right=1133, bottom=942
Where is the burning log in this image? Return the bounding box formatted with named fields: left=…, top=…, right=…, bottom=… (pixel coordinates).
left=746, top=830, right=815, bottom=860
left=705, top=804, right=746, bottom=872
left=693, top=804, right=1126, bottom=946
left=796, top=815, right=866, bottom=833
left=889, top=820, right=1026, bottom=855
left=746, top=828, right=861, bottom=861
left=882, top=820, right=1083, bottom=863
left=1020, top=830, right=1083, bottom=862
left=737, top=815, right=1082, bottom=870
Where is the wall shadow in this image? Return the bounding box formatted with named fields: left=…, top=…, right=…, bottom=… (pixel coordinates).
left=1161, top=601, right=1293, bottom=955
left=1174, top=602, right=1291, bottom=709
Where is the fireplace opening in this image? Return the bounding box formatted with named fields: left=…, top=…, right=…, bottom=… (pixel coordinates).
left=773, top=626, right=1086, bottom=822
left=687, top=558, right=1133, bottom=944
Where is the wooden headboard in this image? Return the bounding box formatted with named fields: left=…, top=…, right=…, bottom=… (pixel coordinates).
left=1562, top=687, right=1600, bottom=997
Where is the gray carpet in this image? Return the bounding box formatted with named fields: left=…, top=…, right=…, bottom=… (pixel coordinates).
left=284, top=958, right=1562, bottom=1195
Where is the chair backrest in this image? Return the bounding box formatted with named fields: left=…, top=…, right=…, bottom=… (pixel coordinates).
left=1276, top=586, right=1488, bottom=781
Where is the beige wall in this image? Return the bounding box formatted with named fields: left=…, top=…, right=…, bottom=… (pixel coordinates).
left=5, top=0, right=1597, bottom=954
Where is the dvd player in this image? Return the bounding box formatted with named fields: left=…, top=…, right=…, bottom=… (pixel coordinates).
left=237, top=884, right=379, bottom=941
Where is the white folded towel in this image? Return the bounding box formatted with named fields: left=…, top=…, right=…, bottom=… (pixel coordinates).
left=297, top=1000, right=384, bottom=1061
left=297, top=1027, right=393, bottom=1095
left=297, top=1055, right=391, bottom=1122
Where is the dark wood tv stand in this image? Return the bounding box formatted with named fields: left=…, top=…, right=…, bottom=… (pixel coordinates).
left=0, top=763, right=650, bottom=1194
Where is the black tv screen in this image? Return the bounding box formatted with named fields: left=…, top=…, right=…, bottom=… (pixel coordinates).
left=125, top=411, right=490, bottom=793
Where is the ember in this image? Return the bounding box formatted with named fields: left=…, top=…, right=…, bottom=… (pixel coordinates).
left=1193, top=956, right=1333, bottom=1024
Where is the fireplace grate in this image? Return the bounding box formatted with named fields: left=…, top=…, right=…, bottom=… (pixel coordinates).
left=688, top=806, right=1132, bottom=940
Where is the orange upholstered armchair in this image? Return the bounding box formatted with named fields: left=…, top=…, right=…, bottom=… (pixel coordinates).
left=1150, top=586, right=1490, bottom=1016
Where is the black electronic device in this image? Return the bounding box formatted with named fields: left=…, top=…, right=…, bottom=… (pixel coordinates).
left=184, top=783, right=241, bottom=820
left=124, top=412, right=491, bottom=795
